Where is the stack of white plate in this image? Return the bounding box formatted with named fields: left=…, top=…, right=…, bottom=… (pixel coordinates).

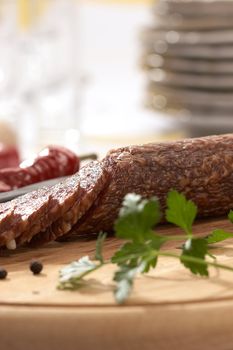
left=142, top=0, right=233, bottom=135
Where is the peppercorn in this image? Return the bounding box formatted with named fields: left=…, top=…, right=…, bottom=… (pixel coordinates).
left=0, top=268, right=7, bottom=280
left=30, top=261, right=43, bottom=275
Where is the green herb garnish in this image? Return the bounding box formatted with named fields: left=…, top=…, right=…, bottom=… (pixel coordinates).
left=166, top=190, right=197, bottom=237
left=58, top=191, right=233, bottom=304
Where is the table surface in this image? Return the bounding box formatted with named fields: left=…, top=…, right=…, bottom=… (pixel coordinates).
left=1, top=217, right=233, bottom=350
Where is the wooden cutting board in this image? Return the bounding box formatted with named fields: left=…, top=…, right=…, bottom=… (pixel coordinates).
left=1, top=217, right=233, bottom=350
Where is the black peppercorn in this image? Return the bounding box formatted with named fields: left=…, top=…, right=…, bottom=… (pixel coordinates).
left=30, top=261, right=43, bottom=275
left=0, top=268, right=7, bottom=280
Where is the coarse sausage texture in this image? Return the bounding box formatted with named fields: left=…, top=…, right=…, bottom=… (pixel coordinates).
left=69, top=134, right=233, bottom=237
left=0, top=161, right=108, bottom=248
left=29, top=162, right=109, bottom=246
left=1, top=134, right=233, bottom=249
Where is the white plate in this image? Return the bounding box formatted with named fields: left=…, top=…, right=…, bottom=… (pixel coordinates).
left=147, top=84, right=233, bottom=110
left=143, top=55, right=233, bottom=74
left=154, top=0, right=233, bottom=17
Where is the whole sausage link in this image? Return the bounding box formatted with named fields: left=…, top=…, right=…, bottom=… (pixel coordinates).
left=71, top=134, right=233, bottom=236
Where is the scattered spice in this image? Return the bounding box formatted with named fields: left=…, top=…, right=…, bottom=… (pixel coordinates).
left=0, top=268, right=7, bottom=280
left=32, top=290, right=40, bottom=295
left=30, top=261, right=43, bottom=275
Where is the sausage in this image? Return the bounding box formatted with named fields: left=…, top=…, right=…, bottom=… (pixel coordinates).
left=1, top=134, right=233, bottom=249
left=0, top=168, right=29, bottom=189
left=68, top=134, right=233, bottom=237
left=26, top=162, right=109, bottom=247
left=0, top=162, right=108, bottom=248
left=0, top=146, right=80, bottom=192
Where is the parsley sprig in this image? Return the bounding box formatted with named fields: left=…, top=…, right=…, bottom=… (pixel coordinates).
left=58, top=191, right=233, bottom=303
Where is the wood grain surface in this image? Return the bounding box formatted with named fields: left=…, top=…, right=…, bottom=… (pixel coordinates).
left=1, top=217, right=233, bottom=350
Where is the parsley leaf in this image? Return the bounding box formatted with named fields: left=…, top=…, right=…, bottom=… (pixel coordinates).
left=112, top=233, right=165, bottom=273
left=166, top=190, right=197, bottom=237
left=228, top=210, right=233, bottom=223
left=181, top=238, right=208, bottom=276
left=111, top=242, right=154, bottom=273
left=95, top=232, right=107, bottom=263
left=58, top=233, right=107, bottom=290
left=112, top=242, right=150, bottom=265
left=114, top=194, right=161, bottom=243
left=58, top=192, right=233, bottom=303
left=58, top=256, right=98, bottom=290
left=113, top=194, right=165, bottom=277
left=113, top=263, right=145, bottom=304
left=206, top=229, right=233, bottom=244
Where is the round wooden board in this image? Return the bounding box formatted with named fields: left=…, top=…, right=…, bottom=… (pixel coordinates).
left=1, top=218, right=233, bottom=350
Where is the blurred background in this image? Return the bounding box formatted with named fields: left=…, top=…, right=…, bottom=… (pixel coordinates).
left=0, top=0, right=232, bottom=162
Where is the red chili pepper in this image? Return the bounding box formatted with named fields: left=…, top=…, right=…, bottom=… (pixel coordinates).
left=0, top=146, right=80, bottom=192
left=0, top=144, right=20, bottom=169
